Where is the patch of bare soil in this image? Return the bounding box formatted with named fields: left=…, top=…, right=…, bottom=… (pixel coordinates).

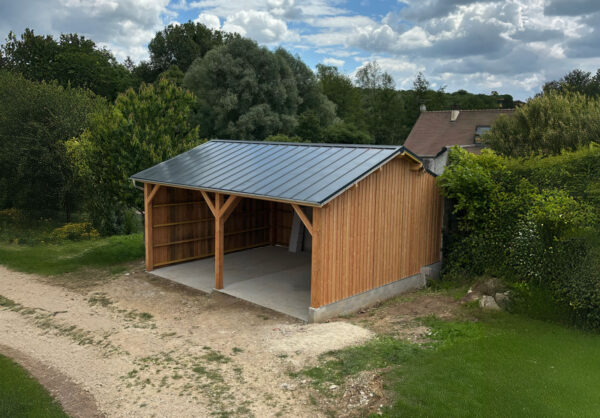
left=339, top=291, right=469, bottom=343
left=0, top=265, right=373, bottom=417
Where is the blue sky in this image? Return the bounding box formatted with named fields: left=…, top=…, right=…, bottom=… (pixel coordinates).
left=3, top=0, right=600, bottom=100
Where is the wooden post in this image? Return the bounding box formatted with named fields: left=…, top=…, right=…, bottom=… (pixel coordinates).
left=144, top=183, right=161, bottom=271
left=214, top=193, right=224, bottom=289
left=200, top=192, right=241, bottom=290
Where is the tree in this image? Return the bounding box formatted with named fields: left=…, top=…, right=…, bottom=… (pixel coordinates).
left=355, top=61, right=405, bottom=144
left=184, top=38, right=333, bottom=141
left=1, top=29, right=134, bottom=99
left=67, top=79, right=200, bottom=234
left=0, top=70, right=104, bottom=219
left=543, top=68, right=600, bottom=98
left=316, top=64, right=365, bottom=130
left=412, top=71, right=429, bottom=103
left=148, top=21, right=237, bottom=76
left=483, top=91, right=600, bottom=157
left=276, top=49, right=336, bottom=139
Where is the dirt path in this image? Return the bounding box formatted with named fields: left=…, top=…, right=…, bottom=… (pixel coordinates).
left=0, top=265, right=373, bottom=417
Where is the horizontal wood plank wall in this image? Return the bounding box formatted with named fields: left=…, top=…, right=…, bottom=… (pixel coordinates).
left=311, top=158, right=443, bottom=308
left=149, top=186, right=270, bottom=268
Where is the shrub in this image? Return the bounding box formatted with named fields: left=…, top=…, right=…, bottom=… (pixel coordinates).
left=49, top=222, right=99, bottom=241
left=439, top=146, right=600, bottom=329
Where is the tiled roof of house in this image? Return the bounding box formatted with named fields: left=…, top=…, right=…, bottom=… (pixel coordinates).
left=404, top=109, right=515, bottom=157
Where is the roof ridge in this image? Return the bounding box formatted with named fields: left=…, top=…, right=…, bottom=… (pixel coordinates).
left=210, top=139, right=402, bottom=150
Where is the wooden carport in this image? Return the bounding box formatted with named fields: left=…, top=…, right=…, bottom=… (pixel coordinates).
left=133, top=140, right=443, bottom=321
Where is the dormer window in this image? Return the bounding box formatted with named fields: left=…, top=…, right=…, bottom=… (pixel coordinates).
left=475, top=126, right=490, bottom=143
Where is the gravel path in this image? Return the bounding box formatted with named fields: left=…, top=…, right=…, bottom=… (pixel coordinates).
left=0, top=265, right=373, bottom=417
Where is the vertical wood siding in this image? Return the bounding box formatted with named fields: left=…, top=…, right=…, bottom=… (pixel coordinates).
left=310, top=157, right=443, bottom=308
left=148, top=186, right=273, bottom=268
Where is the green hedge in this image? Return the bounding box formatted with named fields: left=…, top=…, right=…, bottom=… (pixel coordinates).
left=438, top=146, right=600, bottom=329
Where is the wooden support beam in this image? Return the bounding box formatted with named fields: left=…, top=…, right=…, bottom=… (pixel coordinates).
left=144, top=183, right=154, bottom=271
left=147, top=184, right=161, bottom=204
left=291, top=204, right=313, bottom=236
left=214, top=193, right=224, bottom=290
left=200, top=191, right=217, bottom=217
left=219, top=195, right=241, bottom=221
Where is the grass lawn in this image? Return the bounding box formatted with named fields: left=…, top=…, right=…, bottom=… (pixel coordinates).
left=302, top=312, right=600, bottom=417
left=0, top=355, right=67, bottom=417
left=0, top=233, right=144, bottom=275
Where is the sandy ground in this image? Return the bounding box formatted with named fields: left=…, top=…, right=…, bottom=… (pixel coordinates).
left=0, top=265, right=374, bottom=417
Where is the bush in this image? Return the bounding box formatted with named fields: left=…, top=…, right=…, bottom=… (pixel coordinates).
left=49, top=222, right=99, bottom=241
left=439, top=146, right=600, bottom=329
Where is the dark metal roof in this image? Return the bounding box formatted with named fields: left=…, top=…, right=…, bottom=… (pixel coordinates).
left=131, top=140, right=424, bottom=206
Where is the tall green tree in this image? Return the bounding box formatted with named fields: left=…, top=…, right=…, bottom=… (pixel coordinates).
left=543, top=68, right=600, bottom=98
left=483, top=91, right=600, bottom=157
left=184, top=37, right=334, bottom=141
left=1, top=29, right=133, bottom=99
left=316, top=64, right=365, bottom=130
left=148, top=21, right=237, bottom=76
left=0, top=70, right=104, bottom=219
left=355, top=61, right=405, bottom=144
left=67, top=79, right=200, bottom=234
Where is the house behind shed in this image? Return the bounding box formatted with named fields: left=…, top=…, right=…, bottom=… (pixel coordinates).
left=131, top=140, right=443, bottom=322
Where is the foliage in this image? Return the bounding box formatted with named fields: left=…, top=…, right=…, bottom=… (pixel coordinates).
left=0, top=70, right=105, bottom=220
left=316, top=64, right=365, bottom=130
left=0, top=355, right=67, bottom=417
left=320, top=121, right=374, bottom=144
left=263, top=134, right=307, bottom=143
left=148, top=21, right=237, bottom=76
left=1, top=29, right=133, bottom=99
left=439, top=147, right=600, bottom=328
left=0, top=233, right=144, bottom=276
left=483, top=91, right=600, bottom=156
left=543, top=68, right=600, bottom=97
left=355, top=62, right=405, bottom=144
left=67, top=78, right=200, bottom=234
left=184, top=38, right=335, bottom=141
left=49, top=222, right=99, bottom=241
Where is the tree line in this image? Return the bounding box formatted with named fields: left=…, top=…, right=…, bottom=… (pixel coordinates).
left=0, top=22, right=512, bottom=234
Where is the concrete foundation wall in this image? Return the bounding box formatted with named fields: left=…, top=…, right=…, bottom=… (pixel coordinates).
left=308, top=262, right=442, bottom=323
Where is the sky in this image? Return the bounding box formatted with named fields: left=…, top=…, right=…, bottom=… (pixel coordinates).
left=1, top=0, right=600, bottom=100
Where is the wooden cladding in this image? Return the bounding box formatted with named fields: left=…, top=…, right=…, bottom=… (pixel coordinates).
left=145, top=186, right=294, bottom=269
left=310, top=157, right=443, bottom=308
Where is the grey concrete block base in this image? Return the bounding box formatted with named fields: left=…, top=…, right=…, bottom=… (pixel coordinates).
left=308, top=272, right=425, bottom=323
left=308, top=261, right=443, bottom=323
left=421, top=261, right=442, bottom=281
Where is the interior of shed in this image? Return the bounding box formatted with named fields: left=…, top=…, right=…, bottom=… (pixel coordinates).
left=146, top=185, right=313, bottom=320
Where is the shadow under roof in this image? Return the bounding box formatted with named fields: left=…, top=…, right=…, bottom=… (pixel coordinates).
left=131, top=139, right=415, bottom=206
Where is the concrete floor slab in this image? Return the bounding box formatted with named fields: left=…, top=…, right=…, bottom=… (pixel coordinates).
left=149, top=246, right=311, bottom=321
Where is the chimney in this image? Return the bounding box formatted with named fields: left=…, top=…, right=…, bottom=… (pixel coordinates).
left=419, top=103, right=427, bottom=112
left=450, top=104, right=460, bottom=122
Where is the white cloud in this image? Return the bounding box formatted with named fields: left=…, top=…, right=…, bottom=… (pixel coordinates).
left=221, top=10, right=298, bottom=43
left=194, top=13, right=221, bottom=30
left=0, top=0, right=171, bottom=62
left=323, top=57, right=345, bottom=67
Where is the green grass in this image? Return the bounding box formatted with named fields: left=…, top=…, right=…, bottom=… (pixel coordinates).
left=0, top=355, right=67, bottom=417
left=0, top=233, right=144, bottom=275
left=302, top=312, right=600, bottom=417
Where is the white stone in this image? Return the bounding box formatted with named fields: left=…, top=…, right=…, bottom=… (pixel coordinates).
left=479, top=295, right=500, bottom=310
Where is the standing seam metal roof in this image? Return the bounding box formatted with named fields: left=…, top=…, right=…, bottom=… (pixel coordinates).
left=131, top=140, right=427, bottom=206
